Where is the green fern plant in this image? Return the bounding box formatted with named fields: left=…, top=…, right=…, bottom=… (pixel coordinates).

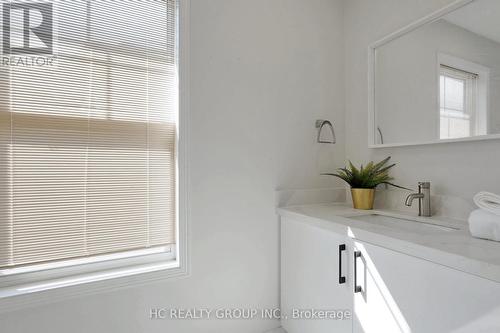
left=322, top=157, right=409, bottom=190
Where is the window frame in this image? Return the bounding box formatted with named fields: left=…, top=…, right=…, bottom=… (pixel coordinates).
left=437, top=53, right=490, bottom=140
left=439, top=65, right=477, bottom=139
left=0, top=0, right=190, bottom=311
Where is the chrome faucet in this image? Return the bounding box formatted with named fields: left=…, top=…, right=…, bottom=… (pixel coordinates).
left=405, top=182, right=431, bottom=217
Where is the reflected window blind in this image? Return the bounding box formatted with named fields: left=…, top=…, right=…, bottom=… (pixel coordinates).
left=0, top=0, right=177, bottom=269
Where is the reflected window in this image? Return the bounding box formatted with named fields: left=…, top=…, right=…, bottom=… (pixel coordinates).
left=439, top=65, right=478, bottom=139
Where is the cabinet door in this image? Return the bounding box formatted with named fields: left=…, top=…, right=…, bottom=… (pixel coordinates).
left=281, top=217, right=353, bottom=333
left=353, top=240, right=500, bottom=333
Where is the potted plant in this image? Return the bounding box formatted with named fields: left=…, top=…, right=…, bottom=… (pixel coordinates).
left=322, top=157, right=408, bottom=210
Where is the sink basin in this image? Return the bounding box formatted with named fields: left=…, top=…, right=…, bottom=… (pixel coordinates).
left=347, top=214, right=459, bottom=233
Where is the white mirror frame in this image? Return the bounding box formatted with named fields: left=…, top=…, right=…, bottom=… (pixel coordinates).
left=367, top=0, right=500, bottom=148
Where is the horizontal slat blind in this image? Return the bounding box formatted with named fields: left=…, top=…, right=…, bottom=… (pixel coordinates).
left=0, top=0, right=177, bottom=269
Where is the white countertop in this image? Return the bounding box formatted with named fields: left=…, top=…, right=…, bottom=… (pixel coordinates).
left=277, top=203, right=500, bottom=283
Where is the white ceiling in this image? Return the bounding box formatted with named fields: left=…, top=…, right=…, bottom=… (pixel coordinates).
left=444, top=0, right=500, bottom=44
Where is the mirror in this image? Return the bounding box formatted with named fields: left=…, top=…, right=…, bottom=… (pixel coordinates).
left=371, top=0, right=500, bottom=147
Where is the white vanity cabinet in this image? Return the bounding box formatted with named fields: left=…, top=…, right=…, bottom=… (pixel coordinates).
left=281, top=215, right=500, bottom=333
left=281, top=217, right=353, bottom=333
left=353, top=240, right=500, bottom=333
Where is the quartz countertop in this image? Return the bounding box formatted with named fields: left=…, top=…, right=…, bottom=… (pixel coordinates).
left=277, top=203, right=500, bottom=283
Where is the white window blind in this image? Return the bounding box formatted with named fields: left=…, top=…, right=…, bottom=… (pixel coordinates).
left=0, top=0, right=177, bottom=269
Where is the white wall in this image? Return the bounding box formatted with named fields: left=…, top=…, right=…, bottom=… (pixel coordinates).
left=344, top=0, right=500, bottom=213
left=0, top=0, right=345, bottom=332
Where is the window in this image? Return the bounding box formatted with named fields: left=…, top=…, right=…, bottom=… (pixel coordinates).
left=438, top=54, right=489, bottom=141
left=0, top=0, right=178, bottom=278
left=439, top=65, right=478, bottom=139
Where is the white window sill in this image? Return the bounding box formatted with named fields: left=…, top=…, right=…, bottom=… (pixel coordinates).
left=0, top=255, right=188, bottom=313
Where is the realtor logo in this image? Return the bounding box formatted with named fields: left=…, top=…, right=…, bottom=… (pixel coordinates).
left=2, top=2, right=53, bottom=55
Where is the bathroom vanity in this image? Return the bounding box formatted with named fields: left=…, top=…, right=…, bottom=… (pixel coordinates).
left=279, top=204, right=500, bottom=333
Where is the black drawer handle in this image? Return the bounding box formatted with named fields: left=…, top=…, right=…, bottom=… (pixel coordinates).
left=338, top=244, right=346, bottom=284
left=354, top=251, right=362, bottom=293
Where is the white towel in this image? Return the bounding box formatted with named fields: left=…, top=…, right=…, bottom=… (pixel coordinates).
left=473, top=192, right=500, bottom=216
left=469, top=209, right=500, bottom=242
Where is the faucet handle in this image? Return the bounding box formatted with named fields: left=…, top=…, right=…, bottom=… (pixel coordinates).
left=418, top=182, right=430, bottom=189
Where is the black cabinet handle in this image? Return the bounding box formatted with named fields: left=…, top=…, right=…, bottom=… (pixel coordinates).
left=354, top=251, right=362, bottom=293
left=338, top=244, right=346, bottom=284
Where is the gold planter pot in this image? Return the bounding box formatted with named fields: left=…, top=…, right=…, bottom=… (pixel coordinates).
left=351, top=188, right=375, bottom=210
